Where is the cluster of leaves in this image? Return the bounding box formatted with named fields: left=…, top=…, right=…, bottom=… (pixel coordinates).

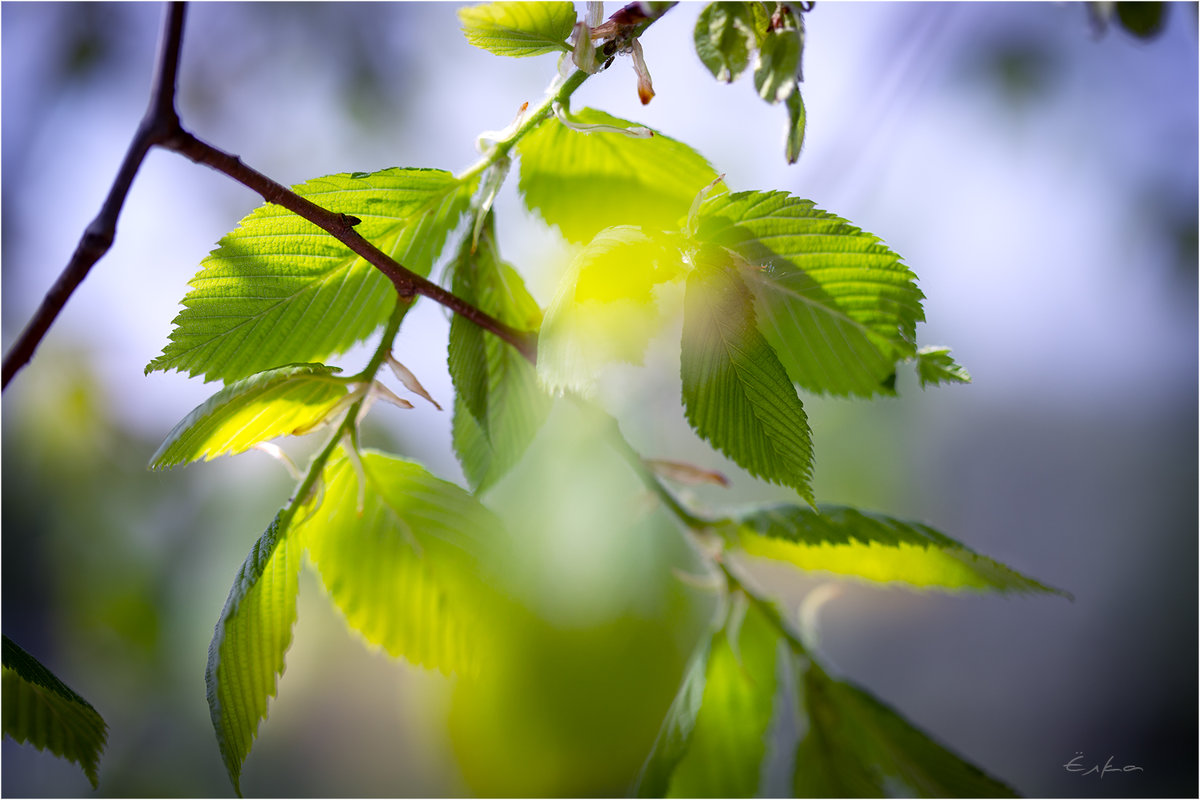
left=5, top=2, right=1064, bottom=795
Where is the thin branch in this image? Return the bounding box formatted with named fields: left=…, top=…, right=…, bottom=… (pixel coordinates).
left=2, top=2, right=188, bottom=390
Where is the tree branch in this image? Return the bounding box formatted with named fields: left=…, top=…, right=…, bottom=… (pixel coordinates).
left=2, top=2, right=188, bottom=390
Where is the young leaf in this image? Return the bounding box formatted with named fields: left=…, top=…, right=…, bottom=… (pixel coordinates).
left=636, top=601, right=782, bottom=797
left=538, top=226, right=686, bottom=394
left=794, top=662, right=1019, bottom=797
left=753, top=18, right=802, bottom=104
left=206, top=512, right=302, bottom=795
left=697, top=190, right=926, bottom=397
left=916, top=345, right=971, bottom=387
left=150, top=363, right=348, bottom=469
left=299, top=449, right=503, bottom=674
left=147, top=168, right=472, bottom=384
left=785, top=89, right=806, bottom=164
left=517, top=108, right=718, bottom=243
left=681, top=255, right=814, bottom=502
left=457, top=1, right=576, bottom=57
left=728, top=504, right=1067, bottom=595
left=448, top=220, right=549, bottom=490
left=693, top=3, right=762, bottom=83
left=2, top=636, right=107, bottom=789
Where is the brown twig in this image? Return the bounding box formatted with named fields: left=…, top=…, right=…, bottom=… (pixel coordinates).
left=3, top=1, right=536, bottom=392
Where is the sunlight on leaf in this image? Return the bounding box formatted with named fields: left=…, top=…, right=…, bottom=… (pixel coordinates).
left=681, top=253, right=814, bottom=501
left=538, top=226, right=686, bottom=395
left=697, top=190, right=926, bottom=397
left=299, top=449, right=505, bottom=674
left=729, top=504, right=1067, bottom=595
left=916, top=345, right=972, bottom=387
left=458, top=1, right=576, bottom=58
left=518, top=108, right=718, bottom=243
left=147, top=168, right=472, bottom=384
left=150, top=363, right=348, bottom=468
left=206, top=512, right=302, bottom=795
left=693, top=3, right=760, bottom=83
left=2, top=636, right=107, bottom=789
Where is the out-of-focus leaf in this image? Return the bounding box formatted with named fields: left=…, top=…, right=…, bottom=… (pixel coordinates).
left=728, top=504, right=1068, bottom=595
left=697, top=190, right=925, bottom=397
left=205, top=511, right=302, bottom=795
left=538, top=226, right=686, bottom=394
left=457, top=1, right=576, bottom=57
left=785, top=89, right=806, bottom=164
left=753, top=17, right=801, bottom=103
left=681, top=254, right=813, bottom=501
left=693, top=3, right=764, bottom=83
left=794, top=662, right=1020, bottom=797
left=150, top=363, right=348, bottom=468
left=916, top=345, right=971, bottom=387
left=2, top=636, right=107, bottom=789
left=448, top=220, right=549, bottom=490
left=299, top=449, right=504, bottom=674
left=517, top=108, right=717, bottom=243
left=147, top=168, right=471, bottom=383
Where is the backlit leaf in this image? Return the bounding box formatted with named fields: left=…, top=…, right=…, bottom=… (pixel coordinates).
left=518, top=108, right=718, bottom=243
left=753, top=16, right=802, bottom=103
left=299, top=449, right=503, bottom=674
left=693, top=3, right=763, bottom=83
left=2, top=636, right=107, bottom=789
left=794, top=662, right=1019, bottom=797
left=698, top=190, right=926, bottom=397
left=729, top=504, right=1066, bottom=595
left=458, top=1, right=576, bottom=57
left=147, top=168, right=471, bottom=383
left=150, top=363, right=348, bottom=469
left=448, top=220, right=549, bottom=490
left=206, top=512, right=302, bottom=795
left=636, top=601, right=782, bottom=798
left=681, top=254, right=813, bottom=501
left=916, top=345, right=971, bottom=387
left=538, top=226, right=686, bottom=394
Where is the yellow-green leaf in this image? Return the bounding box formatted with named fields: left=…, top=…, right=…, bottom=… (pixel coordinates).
left=458, top=1, right=576, bottom=57
left=150, top=363, right=348, bottom=469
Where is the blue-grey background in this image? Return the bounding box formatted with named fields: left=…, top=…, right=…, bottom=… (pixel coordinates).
left=3, top=2, right=1196, bottom=796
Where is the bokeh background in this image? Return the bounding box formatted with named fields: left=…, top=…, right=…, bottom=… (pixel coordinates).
left=3, top=2, right=1196, bottom=797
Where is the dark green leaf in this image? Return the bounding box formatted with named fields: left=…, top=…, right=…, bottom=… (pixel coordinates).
left=148, top=168, right=471, bottom=383
left=729, top=504, right=1068, bottom=595
left=693, top=3, right=763, bottom=83
left=794, top=662, right=1020, bottom=797
left=916, top=345, right=971, bottom=388
left=2, top=636, right=107, bottom=789
left=457, top=1, right=576, bottom=57
left=681, top=253, right=813, bottom=501
left=448, top=220, right=549, bottom=490
left=697, top=190, right=926, bottom=397
left=206, top=512, right=302, bottom=795
left=753, top=18, right=801, bottom=104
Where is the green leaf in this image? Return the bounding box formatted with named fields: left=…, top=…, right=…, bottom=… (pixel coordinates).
left=148, top=168, right=472, bottom=383
left=2, top=636, right=107, bottom=789
left=299, top=449, right=503, bottom=674
left=785, top=89, right=806, bottom=164
left=698, top=190, right=926, bottom=397
left=538, top=226, right=686, bottom=394
left=681, top=254, right=813, bottom=501
left=693, top=3, right=763, bottom=83
left=916, top=345, right=971, bottom=387
left=150, top=363, right=348, bottom=469
left=448, top=220, right=549, bottom=490
left=753, top=16, right=802, bottom=104
left=728, top=504, right=1067, bottom=595
left=205, top=512, right=302, bottom=795
left=457, top=1, right=576, bottom=57
left=517, top=108, right=718, bottom=243
left=794, top=662, right=1019, bottom=797
left=637, top=601, right=782, bottom=797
